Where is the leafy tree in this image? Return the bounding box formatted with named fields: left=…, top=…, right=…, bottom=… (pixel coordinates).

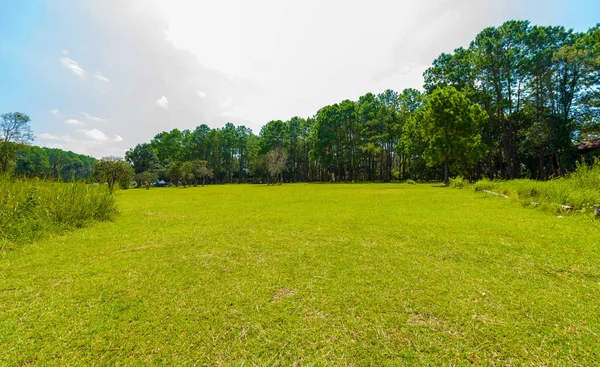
left=135, top=171, right=158, bottom=189
left=151, top=129, right=184, bottom=165
left=1, top=112, right=34, bottom=174
left=179, top=161, right=194, bottom=187
left=266, top=148, right=288, bottom=185
left=94, top=157, right=133, bottom=193
left=192, top=160, right=213, bottom=186
left=167, top=163, right=181, bottom=185
left=125, top=143, right=159, bottom=174
left=421, top=86, right=487, bottom=184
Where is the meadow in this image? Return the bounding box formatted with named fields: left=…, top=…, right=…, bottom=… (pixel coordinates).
left=1, top=183, right=599, bottom=365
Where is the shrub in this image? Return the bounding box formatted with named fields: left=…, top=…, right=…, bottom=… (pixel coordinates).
left=473, top=178, right=495, bottom=192
left=406, top=179, right=416, bottom=185
left=0, top=175, right=117, bottom=246
left=449, top=176, right=467, bottom=189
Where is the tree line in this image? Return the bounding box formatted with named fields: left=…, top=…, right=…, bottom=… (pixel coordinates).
left=127, top=21, right=599, bottom=185
left=3, top=21, right=599, bottom=186
left=0, top=112, right=95, bottom=180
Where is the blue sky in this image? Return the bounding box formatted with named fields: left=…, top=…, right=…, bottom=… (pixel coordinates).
left=1, top=0, right=599, bottom=157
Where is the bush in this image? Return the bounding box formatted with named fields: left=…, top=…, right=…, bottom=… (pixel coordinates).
left=473, top=178, right=495, bottom=192
left=0, top=175, right=117, bottom=246
left=405, top=179, right=416, bottom=185
left=449, top=176, right=467, bottom=189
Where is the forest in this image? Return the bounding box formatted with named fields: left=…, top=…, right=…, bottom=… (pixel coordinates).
left=124, top=20, right=599, bottom=185
left=13, top=145, right=95, bottom=180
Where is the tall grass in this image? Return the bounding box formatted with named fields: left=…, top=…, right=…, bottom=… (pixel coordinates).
left=0, top=176, right=117, bottom=246
left=473, top=160, right=600, bottom=214
left=449, top=175, right=467, bottom=188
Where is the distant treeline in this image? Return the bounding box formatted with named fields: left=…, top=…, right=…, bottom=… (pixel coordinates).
left=127, top=20, right=600, bottom=184
left=12, top=144, right=95, bottom=180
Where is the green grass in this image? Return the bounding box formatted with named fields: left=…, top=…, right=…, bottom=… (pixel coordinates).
left=473, top=161, right=600, bottom=214
left=1, top=184, right=599, bottom=365
left=0, top=176, right=117, bottom=247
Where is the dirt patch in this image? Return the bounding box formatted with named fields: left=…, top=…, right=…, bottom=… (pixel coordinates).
left=272, top=288, right=296, bottom=302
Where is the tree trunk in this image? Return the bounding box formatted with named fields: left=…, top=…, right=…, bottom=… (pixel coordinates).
left=538, top=147, right=545, bottom=180
left=444, top=158, right=449, bottom=185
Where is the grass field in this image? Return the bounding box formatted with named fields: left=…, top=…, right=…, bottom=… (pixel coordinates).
left=1, top=184, right=599, bottom=365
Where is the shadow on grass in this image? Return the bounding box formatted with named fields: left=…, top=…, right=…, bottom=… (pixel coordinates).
left=431, top=184, right=448, bottom=188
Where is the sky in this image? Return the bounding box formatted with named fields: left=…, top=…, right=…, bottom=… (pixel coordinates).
left=1, top=0, right=599, bottom=158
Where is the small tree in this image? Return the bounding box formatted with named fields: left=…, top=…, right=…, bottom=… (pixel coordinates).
left=266, top=147, right=288, bottom=185
left=1, top=112, right=34, bottom=174
left=179, top=161, right=194, bottom=187
left=421, top=86, right=486, bottom=185
left=94, top=157, right=133, bottom=193
left=192, top=160, right=213, bottom=186
left=135, top=171, right=158, bottom=189
left=167, top=163, right=181, bottom=186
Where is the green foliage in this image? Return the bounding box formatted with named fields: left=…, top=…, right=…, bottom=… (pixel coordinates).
left=0, top=112, right=34, bottom=174
left=179, top=161, right=194, bottom=187
left=125, top=143, right=159, bottom=174
left=266, top=147, right=288, bottom=185
left=449, top=176, right=467, bottom=189
left=39, top=147, right=95, bottom=180
left=420, top=86, right=486, bottom=184
left=192, top=160, right=213, bottom=186
left=0, top=175, right=116, bottom=245
left=9, top=145, right=97, bottom=180
left=93, top=157, right=134, bottom=193
left=135, top=171, right=158, bottom=189
left=474, top=160, right=600, bottom=213
left=405, top=179, right=416, bottom=185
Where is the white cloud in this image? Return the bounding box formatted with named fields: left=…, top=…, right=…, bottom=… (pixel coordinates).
left=50, top=108, right=59, bottom=115
left=65, top=118, right=84, bottom=126
left=84, top=128, right=109, bottom=141
left=219, top=98, right=234, bottom=110
left=60, top=56, right=86, bottom=78
left=39, top=133, right=70, bottom=141
left=198, top=91, right=207, bottom=98
left=94, top=73, right=110, bottom=82
left=82, top=112, right=106, bottom=122
left=156, top=96, right=169, bottom=109
left=115, top=135, right=124, bottom=142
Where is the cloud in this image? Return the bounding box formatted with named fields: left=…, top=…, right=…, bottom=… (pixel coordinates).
left=39, top=133, right=70, bottom=141
left=155, top=96, right=169, bottom=109
left=50, top=108, right=59, bottom=115
left=83, top=128, right=109, bottom=141
left=94, top=73, right=110, bottom=82
left=115, top=135, right=124, bottom=142
left=219, top=98, right=234, bottom=110
left=65, top=118, right=84, bottom=126
left=60, top=56, right=86, bottom=78
left=82, top=112, right=106, bottom=122
left=198, top=91, right=207, bottom=98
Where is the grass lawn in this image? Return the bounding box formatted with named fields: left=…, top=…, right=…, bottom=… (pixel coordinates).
left=1, top=184, right=599, bottom=365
